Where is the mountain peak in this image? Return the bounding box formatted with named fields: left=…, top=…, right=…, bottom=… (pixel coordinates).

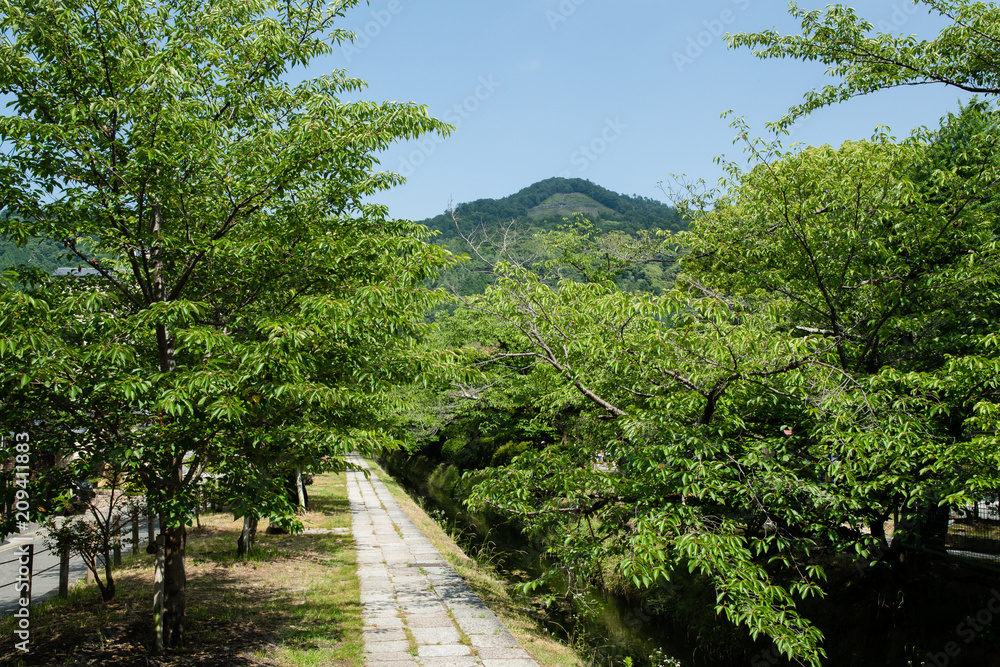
left=420, top=177, right=685, bottom=238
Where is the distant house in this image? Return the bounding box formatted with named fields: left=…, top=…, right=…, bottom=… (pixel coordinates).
left=53, top=267, right=102, bottom=278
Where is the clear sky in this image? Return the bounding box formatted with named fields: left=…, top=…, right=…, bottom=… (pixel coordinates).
left=308, top=1, right=970, bottom=221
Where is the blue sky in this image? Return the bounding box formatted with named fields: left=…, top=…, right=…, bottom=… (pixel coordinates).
left=307, top=1, right=970, bottom=221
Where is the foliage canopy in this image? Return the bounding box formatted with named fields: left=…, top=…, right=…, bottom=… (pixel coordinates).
left=0, top=0, right=451, bottom=647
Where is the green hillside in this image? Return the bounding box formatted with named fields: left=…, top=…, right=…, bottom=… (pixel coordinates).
left=420, top=178, right=684, bottom=295
left=0, top=237, right=67, bottom=273
left=527, top=192, right=615, bottom=219
left=0, top=212, right=100, bottom=276
left=0, top=223, right=74, bottom=275
left=422, top=177, right=685, bottom=247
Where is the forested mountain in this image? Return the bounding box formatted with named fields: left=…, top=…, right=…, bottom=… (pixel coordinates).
left=420, top=178, right=685, bottom=294
left=422, top=177, right=684, bottom=244
left=0, top=211, right=77, bottom=274
left=0, top=236, right=70, bottom=274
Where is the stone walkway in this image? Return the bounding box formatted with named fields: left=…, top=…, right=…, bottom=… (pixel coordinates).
left=347, top=457, right=539, bottom=667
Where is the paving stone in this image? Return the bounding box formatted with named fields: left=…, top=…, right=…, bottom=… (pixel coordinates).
left=395, top=595, right=438, bottom=605
left=398, top=603, right=448, bottom=615
left=365, top=640, right=411, bottom=653
left=442, top=594, right=485, bottom=603
left=363, top=599, right=400, bottom=609
left=432, top=584, right=475, bottom=598
left=364, top=617, right=404, bottom=628
left=409, top=626, right=461, bottom=644
left=427, top=578, right=465, bottom=587
left=363, top=652, right=417, bottom=663
left=358, top=553, right=387, bottom=563
left=416, top=658, right=480, bottom=667
left=402, top=613, right=455, bottom=628
left=455, top=617, right=507, bottom=635
left=417, top=644, right=471, bottom=657
left=448, top=608, right=494, bottom=619
left=363, top=627, right=408, bottom=642
left=480, top=660, right=539, bottom=667
left=364, top=660, right=419, bottom=667
left=469, top=634, right=519, bottom=648
left=475, top=647, right=533, bottom=660
left=396, top=587, right=435, bottom=598
left=360, top=581, right=391, bottom=593
left=385, top=555, right=416, bottom=565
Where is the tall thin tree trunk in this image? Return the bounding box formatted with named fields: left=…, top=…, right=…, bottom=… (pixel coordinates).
left=101, top=549, right=116, bottom=601
left=150, top=202, right=187, bottom=648
left=161, top=524, right=186, bottom=648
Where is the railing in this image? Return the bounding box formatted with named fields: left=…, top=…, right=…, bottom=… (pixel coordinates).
left=945, top=499, right=1000, bottom=565
left=0, top=508, right=157, bottom=614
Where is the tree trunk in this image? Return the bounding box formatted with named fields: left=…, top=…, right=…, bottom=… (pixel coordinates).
left=161, top=524, right=186, bottom=648
left=295, top=467, right=306, bottom=514
left=150, top=202, right=187, bottom=648
left=912, top=495, right=951, bottom=550
left=86, top=554, right=111, bottom=602
left=101, top=549, right=116, bottom=601
left=237, top=515, right=258, bottom=556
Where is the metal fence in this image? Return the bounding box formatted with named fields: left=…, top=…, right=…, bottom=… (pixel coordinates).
left=945, top=499, right=1000, bottom=565
left=0, top=510, right=156, bottom=615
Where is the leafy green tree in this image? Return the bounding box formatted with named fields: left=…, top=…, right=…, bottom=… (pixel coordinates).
left=459, top=265, right=835, bottom=662
left=0, top=0, right=449, bottom=648
left=420, top=4, right=1000, bottom=660
left=727, top=1, right=1000, bottom=130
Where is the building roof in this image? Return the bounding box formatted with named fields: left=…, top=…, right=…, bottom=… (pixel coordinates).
left=53, top=267, right=102, bottom=277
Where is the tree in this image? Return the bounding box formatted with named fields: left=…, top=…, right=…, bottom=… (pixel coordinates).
left=681, top=107, right=1000, bottom=538
left=727, top=0, right=1000, bottom=543
left=421, top=219, right=832, bottom=661
left=0, top=0, right=450, bottom=649
left=42, top=459, right=142, bottom=602
left=727, top=1, right=1000, bottom=130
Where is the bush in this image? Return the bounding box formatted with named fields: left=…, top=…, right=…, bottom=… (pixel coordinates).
left=442, top=436, right=495, bottom=469
left=491, top=441, right=533, bottom=467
